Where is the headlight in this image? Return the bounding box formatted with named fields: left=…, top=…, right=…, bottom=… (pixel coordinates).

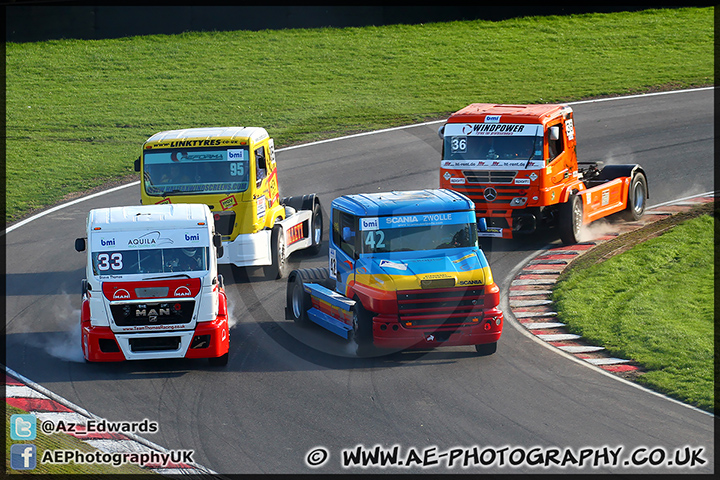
left=510, top=197, right=528, bottom=206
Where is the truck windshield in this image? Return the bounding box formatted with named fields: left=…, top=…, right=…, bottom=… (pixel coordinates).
left=360, top=222, right=478, bottom=254
left=143, top=147, right=250, bottom=195
left=92, top=247, right=209, bottom=276
left=444, top=128, right=543, bottom=161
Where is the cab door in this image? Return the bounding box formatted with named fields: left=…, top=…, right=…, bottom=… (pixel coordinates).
left=544, top=120, right=572, bottom=204
left=330, top=209, right=357, bottom=295
left=252, top=144, right=272, bottom=228
left=266, top=139, right=280, bottom=206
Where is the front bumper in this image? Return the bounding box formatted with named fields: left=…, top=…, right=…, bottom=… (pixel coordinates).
left=371, top=308, right=503, bottom=350
left=82, top=316, right=229, bottom=362
left=477, top=211, right=540, bottom=239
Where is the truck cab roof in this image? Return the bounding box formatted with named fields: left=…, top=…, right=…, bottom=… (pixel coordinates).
left=447, top=103, right=572, bottom=125
left=332, top=189, right=474, bottom=217
left=88, top=204, right=212, bottom=232
left=143, top=126, right=270, bottom=146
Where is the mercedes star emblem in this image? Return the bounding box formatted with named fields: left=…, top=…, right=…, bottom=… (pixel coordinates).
left=483, top=187, right=498, bottom=202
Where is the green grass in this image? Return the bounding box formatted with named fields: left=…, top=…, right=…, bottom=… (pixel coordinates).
left=5, top=7, right=714, bottom=223
left=553, top=214, right=715, bottom=412
left=5, top=404, right=157, bottom=475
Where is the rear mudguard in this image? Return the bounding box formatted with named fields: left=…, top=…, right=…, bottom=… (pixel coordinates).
left=585, top=164, right=648, bottom=198
left=281, top=193, right=319, bottom=213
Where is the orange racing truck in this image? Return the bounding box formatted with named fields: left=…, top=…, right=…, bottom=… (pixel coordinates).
left=134, top=127, right=322, bottom=279
left=286, top=189, right=503, bottom=356
left=74, top=204, right=229, bottom=365
left=438, top=103, right=648, bottom=244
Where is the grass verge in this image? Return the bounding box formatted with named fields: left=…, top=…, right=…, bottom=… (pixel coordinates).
left=5, top=404, right=157, bottom=475
left=553, top=202, right=715, bottom=412
left=5, top=7, right=714, bottom=223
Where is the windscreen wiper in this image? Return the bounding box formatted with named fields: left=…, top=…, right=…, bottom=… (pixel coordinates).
left=144, top=273, right=192, bottom=280
left=163, top=189, right=184, bottom=198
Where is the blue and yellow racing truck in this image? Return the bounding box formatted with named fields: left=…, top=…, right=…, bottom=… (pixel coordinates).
left=286, top=189, right=503, bottom=356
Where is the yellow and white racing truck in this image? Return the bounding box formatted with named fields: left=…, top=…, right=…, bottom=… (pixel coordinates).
left=134, top=127, right=323, bottom=278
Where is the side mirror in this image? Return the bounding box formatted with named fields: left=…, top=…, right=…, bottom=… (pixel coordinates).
left=268, top=138, right=276, bottom=163
left=477, top=218, right=487, bottom=232
left=255, top=148, right=267, bottom=170
left=213, top=233, right=224, bottom=258
left=549, top=126, right=560, bottom=141
left=75, top=238, right=86, bottom=252
left=437, top=124, right=445, bottom=140
left=134, top=157, right=141, bottom=172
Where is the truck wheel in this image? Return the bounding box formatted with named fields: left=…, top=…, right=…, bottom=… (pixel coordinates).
left=308, top=200, right=323, bottom=255
left=353, top=301, right=374, bottom=357
left=208, top=352, right=228, bottom=366
left=264, top=225, right=287, bottom=280
left=475, top=342, right=497, bottom=356
left=622, top=172, right=647, bottom=221
left=559, top=194, right=583, bottom=245
left=287, top=273, right=311, bottom=325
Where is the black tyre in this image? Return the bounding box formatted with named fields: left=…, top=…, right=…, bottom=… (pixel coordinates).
left=621, top=172, right=647, bottom=221
left=208, top=352, right=229, bottom=367
left=475, top=342, right=497, bottom=356
left=307, top=200, right=323, bottom=255
left=287, top=273, right=311, bottom=325
left=352, top=301, right=375, bottom=357
left=264, top=225, right=287, bottom=280
left=559, top=194, right=583, bottom=245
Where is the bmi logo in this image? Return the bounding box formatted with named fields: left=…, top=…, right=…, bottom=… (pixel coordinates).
left=228, top=149, right=244, bottom=160
left=360, top=217, right=379, bottom=231
left=100, top=238, right=116, bottom=247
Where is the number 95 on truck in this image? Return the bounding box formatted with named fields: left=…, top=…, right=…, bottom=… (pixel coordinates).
left=134, top=126, right=323, bottom=279
left=74, top=204, right=230, bottom=366
left=286, top=189, right=503, bottom=357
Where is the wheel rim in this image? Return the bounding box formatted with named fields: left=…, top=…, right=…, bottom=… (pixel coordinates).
left=313, top=211, right=322, bottom=244
left=278, top=231, right=286, bottom=270
left=292, top=282, right=303, bottom=318
left=573, top=200, right=582, bottom=235
left=632, top=182, right=646, bottom=213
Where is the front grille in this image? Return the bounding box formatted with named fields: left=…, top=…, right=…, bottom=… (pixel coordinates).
left=397, top=287, right=485, bottom=328
left=129, top=336, right=181, bottom=352
left=420, top=278, right=455, bottom=289
left=463, top=170, right=517, bottom=184
left=111, top=301, right=195, bottom=327
left=451, top=184, right=527, bottom=206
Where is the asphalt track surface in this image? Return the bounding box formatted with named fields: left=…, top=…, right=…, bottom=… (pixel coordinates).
left=4, top=88, right=714, bottom=474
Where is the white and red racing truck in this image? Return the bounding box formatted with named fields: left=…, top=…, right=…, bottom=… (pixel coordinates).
left=74, top=203, right=229, bottom=365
